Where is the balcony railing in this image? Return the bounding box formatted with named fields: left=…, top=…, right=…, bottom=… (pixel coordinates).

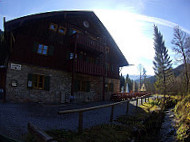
left=67, top=60, right=119, bottom=78
left=70, top=34, right=105, bottom=53
left=75, top=60, right=104, bottom=76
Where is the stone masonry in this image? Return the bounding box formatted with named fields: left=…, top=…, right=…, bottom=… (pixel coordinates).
left=6, top=62, right=71, bottom=103
left=6, top=62, right=120, bottom=103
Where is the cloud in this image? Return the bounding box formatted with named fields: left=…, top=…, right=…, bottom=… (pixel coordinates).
left=134, top=14, right=190, bottom=34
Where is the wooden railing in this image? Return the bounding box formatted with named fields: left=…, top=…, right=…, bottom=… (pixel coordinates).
left=70, top=34, right=105, bottom=53
left=28, top=123, right=57, bottom=142
left=75, top=60, right=104, bottom=75
left=58, top=92, right=152, bottom=133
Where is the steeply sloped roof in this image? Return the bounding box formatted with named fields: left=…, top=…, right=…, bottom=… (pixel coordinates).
left=5, top=10, right=128, bottom=67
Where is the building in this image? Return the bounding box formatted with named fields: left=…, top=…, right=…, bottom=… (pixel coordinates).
left=2, top=11, right=128, bottom=103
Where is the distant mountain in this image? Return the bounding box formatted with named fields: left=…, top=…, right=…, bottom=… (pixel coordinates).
left=129, top=75, right=140, bottom=80
left=173, top=64, right=184, bottom=77
left=122, top=64, right=184, bottom=83
left=123, top=74, right=152, bottom=81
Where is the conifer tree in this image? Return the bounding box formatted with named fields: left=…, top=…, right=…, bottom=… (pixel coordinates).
left=153, top=25, right=173, bottom=98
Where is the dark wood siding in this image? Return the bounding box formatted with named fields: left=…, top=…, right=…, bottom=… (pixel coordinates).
left=8, top=13, right=120, bottom=78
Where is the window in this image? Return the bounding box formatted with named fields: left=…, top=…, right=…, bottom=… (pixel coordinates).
left=69, top=28, right=81, bottom=35
left=49, top=23, right=58, bottom=31
left=33, top=74, right=44, bottom=89
left=74, top=80, right=90, bottom=92
left=33, top=42, right=54, bottom=56
left=37, top=44, right=48, bottom=55
left=27, top=74, right=50, bottom=91
left=105, top=83, right=114, bottom=92
left=58, top=26, right=67, bottom=34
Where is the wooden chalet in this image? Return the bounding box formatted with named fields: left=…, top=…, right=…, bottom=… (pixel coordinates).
left=2, top=11, right=128, bottom=103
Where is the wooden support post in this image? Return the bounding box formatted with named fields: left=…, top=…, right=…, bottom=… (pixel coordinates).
left=136, top=98, right=138, bottom=108
left=141, top=97, right=143, bottom=105
left=126, top=101, right=129, bottom=114
left=71, top=35, right=78, bottom=97
left=145, top=97, right=147, bottom=103
left=148, top=96, right=150, bottom=102
left=78, top=111, right=83, bottom=133
left=110, top=105, right=114, bottom=122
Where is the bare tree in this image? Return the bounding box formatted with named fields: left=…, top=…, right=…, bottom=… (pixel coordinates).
left=172, top=26, right=190, bottom=96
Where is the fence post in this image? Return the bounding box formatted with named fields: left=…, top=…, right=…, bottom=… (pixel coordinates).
left=78, top=111, right=83, bottom=133
left=110, top=105, right=114, bottom=122
left=126, top=101, right=129, bottom=114
left=136, top=98, right=138, bottom=108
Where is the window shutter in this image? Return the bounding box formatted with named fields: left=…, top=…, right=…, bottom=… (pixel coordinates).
left=44, top=76, right=50, bottom=91
left=48, top=46, right=54, bottom=56
left=33, top=42, right=38, bottom=53
left=27, top=74, right=33, bottom=88
left=86, top=81, right=90, bottom=92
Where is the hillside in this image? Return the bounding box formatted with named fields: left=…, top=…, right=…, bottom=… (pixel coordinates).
left=124, top=64, right=184, bottom=84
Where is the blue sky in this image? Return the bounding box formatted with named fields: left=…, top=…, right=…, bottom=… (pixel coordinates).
left=0, top=0, right=190, bottom=75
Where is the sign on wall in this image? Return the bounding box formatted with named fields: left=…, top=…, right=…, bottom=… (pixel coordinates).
left=10, top=63, right=21, bottom=70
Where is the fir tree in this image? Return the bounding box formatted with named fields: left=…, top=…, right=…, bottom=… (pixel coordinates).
left=153, top=25, right=173, bottom=98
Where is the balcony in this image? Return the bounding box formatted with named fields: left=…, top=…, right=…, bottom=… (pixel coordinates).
left=75, top=60, right=104, bottom=76
left=70, top=34, right=105, bottom=53
left=106, top=71, right=119, bottom=79
left=67, top=60, right=119, bottom=78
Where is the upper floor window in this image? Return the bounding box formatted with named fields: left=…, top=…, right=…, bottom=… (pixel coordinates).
left=37, top=44, right=48, bottom=55
left=33, top=42, right=54, bottom=56
left=58, top=26, right=67, bottom=34
left=49, top=23, right=58, bottom=31
left=69, top=28, right=81, bottom=35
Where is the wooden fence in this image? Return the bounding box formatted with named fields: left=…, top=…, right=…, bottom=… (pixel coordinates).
left=28, top=122, right=57, bottom=142
left=58, top=93, right=151, bottom=133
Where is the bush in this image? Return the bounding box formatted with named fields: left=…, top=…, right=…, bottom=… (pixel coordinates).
left=174, top=95, right=190, bottom=141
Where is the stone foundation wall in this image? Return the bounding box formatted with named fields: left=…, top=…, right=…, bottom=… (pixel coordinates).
left=6, top=62, right=71, bottom=103
left=73, top=73, right=103, bottom=102
left=73, top=74, right=120, bottom=102
left=105, top=78, right=120, bottom=100
left=6, top=62, right=120, bottom=103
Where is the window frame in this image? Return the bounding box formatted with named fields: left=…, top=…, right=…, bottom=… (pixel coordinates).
left=58, top=26, right=67, bottom=35
left=37, top=44, right=48, bottom=55
left=49, top=23, right=58, bottom=32
left=32, top=74, right=45, bottom=90
left=105, top=83, right=114, bottom=92
left=74, top=80, right=90, bottom=92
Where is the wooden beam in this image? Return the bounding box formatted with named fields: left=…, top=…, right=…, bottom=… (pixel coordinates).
left=71, top=35, right=78, bottom=97
left=110, top=105, right=114, bottom=122
left=78, top=111, right=83, bottom=133
left=28, top=122, right=56, bottom=142
left=58, top=99, right=130, bottom=114
left=126, top=101, right=129, bottom=114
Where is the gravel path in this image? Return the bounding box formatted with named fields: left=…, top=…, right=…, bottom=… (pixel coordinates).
left=0, top=98, right=146, bottom=141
